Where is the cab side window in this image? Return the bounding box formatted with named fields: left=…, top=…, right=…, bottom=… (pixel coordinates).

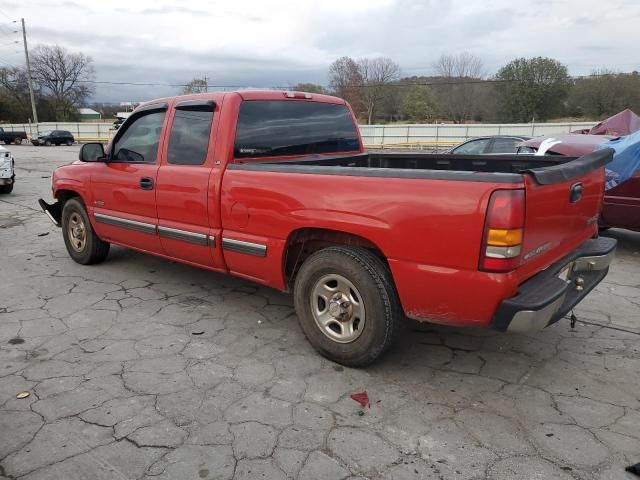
left=112, top=110, right=166, bottom=163
left=167, top=105, right=214, bottom=165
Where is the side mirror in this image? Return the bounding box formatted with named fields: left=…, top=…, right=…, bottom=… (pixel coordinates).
left=79, top=143, right=105, bottom=162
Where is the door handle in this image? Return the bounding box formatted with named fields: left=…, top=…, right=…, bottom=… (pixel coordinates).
left=570, top=183, right=583, bottom=203
left=139, top=177, right=154, bottom=190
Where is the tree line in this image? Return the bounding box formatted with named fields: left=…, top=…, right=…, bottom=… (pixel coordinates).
left=2, top=45, right=639, bottom=125
left=0, top=45, right=94, bottom=122
left=296, top=54, right=640, bottom=124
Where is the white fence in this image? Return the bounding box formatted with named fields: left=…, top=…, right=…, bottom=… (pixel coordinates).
left=1, top=121, right=596, bottom=148
left=359, top=122, right=595, bottom=149
left=1, top=122, right=116, bottom=143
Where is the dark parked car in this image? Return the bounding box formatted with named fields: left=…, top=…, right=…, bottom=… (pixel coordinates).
left=31, top=130, right=75, bottom=146
left=0, top=127, right=27, bottom=145
left=448, top=135, right=531, bottom=155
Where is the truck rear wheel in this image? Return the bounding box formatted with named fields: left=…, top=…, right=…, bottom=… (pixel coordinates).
left=14, top=138, right=22, bottom=145
left=61, top=198, right=110, bottom=265
left=293, top=246, right=401, bottom=367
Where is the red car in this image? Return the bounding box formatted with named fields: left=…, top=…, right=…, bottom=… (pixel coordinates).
left=39, top=91, right=616, bottom=366
left=521, top=134, right=640, bottom=232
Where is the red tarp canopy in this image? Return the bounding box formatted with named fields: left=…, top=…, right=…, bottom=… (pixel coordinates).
left=583, top=109, right=640, bottom=136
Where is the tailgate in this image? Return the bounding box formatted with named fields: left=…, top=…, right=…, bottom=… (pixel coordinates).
left=517, top=148, right=614, bottom=279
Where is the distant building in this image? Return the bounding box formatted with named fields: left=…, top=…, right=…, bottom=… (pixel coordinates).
left=78, top=108, right=101, bottom=121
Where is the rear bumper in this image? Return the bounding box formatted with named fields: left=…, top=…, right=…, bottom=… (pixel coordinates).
left=492, top=236, right=616, bottom=333
left=0, top=177, right=13, bottom=185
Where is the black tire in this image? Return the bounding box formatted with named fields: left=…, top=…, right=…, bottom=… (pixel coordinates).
left=61, top=197, right=110, bottom=265
left=44, top=140, right=51, bottom=146
left=293, top=246, right=401, bottom=367
left=0, top=183, right=13, bottom=194
left=66, top=139, right=73, bottom=146
left=3, top=140, right=9, bottom=145
left=14, top=137, right=22, bottom=145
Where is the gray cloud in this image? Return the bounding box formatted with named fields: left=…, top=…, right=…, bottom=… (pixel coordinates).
left=15, top=0, right=640, bottom=102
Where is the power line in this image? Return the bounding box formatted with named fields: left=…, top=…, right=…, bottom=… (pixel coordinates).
left=60, top=71, right=637, bottom=90
left=0, top=7, right=14, bottom=21
left=0, top=56, right=17, bottom=68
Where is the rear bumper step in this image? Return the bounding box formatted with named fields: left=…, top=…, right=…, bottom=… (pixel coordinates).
left=38, top=198, right=62, bottom=227
left=492, top=236, right=617, bottom=333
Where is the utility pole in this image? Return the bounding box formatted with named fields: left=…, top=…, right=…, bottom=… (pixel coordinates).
left=204, top=75, right=208, bottom=93
left=21, top=18, right=38, bottom=124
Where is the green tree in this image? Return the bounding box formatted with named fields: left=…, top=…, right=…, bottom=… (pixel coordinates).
left=568, top=70, right=640, bottom=118
left=291, top=83, right=327, bottom=94
left=400, top=85, right=438, bottom=121
left=182, top=78, right=208, bottom=94
left=496, top=57, right=570, bottom=122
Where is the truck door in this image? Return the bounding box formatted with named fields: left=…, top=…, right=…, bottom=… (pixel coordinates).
left=155, top=99, right=222, bottom=268
left=89, top=103, right=168, bottom=254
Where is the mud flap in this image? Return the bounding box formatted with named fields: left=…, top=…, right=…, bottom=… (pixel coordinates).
left=38, top=199, right=62, bottom=227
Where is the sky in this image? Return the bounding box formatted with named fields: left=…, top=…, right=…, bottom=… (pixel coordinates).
left=1, top=0, right=639, bottom=103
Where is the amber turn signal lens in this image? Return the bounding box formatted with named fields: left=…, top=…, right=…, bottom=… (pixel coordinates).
left=486, top=228, right=523, bottom=247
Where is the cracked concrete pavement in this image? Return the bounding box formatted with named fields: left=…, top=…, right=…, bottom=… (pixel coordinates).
left=1, top=145, right=639, bottom=480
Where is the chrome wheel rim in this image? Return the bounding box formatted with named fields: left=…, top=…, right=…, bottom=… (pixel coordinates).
left=310, top=274, right=366, bottom=343
left=67, top=212, right=87, bottom=252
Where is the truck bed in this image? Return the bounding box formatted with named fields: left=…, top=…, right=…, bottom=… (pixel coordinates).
left=232, top=149, right=612, bottom=186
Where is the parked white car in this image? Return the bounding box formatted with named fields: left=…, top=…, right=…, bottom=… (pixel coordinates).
left=0, top=145, right=15, bottom=194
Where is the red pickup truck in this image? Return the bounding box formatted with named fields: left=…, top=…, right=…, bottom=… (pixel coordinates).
left=39, top=91, right=616, bottom=366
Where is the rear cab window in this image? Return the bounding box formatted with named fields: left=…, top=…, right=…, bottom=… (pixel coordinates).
left=234, top=100, right=360, bottom=159
left=167, top=103, right=215, bottom=165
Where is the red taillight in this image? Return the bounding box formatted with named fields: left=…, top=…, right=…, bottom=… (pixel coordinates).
left=480, top=189, right=525, bottom=273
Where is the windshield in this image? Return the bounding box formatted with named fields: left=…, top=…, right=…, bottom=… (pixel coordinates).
left=234, top=100, right=360, bottom=158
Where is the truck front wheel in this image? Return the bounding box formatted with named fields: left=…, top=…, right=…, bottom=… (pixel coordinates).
left=293, top=246, right=401, bottom=367
left=61, top=198, right=110, bottom=265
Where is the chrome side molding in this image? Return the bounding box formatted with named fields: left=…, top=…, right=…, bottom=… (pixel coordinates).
left=93, top=212, right=217, bottom=246
left=222, top=238, right=267, bottom=257
left=94, top=212, right=156, bottom=235
left=158, top=225, right=208, bottom=246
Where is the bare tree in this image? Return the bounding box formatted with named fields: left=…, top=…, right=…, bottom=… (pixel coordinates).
left=358, top=57, right=400, bottom=124
left=30, top=45, right=94, bottom=120
left=434, top=52, right=484, bottom=79
left=182, top=77, right=208, bottom=94
left=328, top=56, right=363, bottom=115
left=0, top=67, right=32, bottom=121
left=432, top=52, right=484, bottom=123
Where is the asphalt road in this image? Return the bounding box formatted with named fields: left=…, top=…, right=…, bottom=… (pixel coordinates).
left=1, top=144, right=639, bottom=480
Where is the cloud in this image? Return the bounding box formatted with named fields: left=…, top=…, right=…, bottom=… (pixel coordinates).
left=13, top=0, right=640, bottom=102
left=138, top=6, right=211, bottom=16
